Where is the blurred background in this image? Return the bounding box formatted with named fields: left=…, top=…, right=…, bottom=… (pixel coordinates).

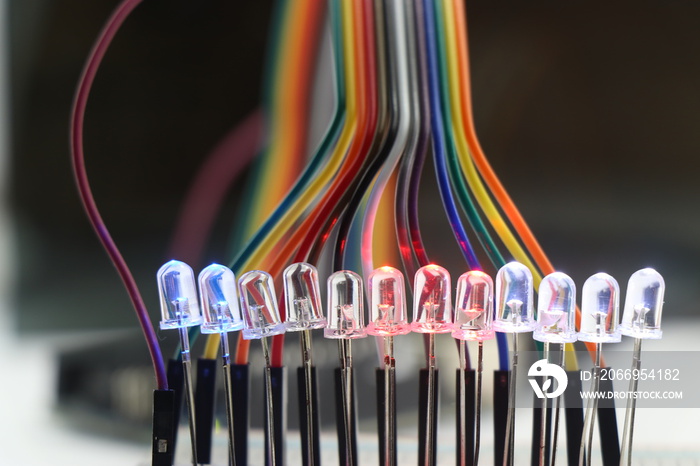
left=4, top=0, right=700, bottom=464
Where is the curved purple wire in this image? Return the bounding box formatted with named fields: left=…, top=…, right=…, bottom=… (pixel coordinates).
left=70, top=0, right=168, bottom=390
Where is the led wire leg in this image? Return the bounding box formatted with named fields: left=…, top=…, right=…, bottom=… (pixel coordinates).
left=300, top=329, right=316, bottom=465
left=619, top=338, right=641, bottom=466
left=384, top=335, right=397, bottom=466
left=503, top=332, right=518, bottom=466
left=474, top=340, right=484, bottom=465
left=619, top=268, right=665, bottom=465
left=261, top=337, right=277, bottom=466
left=577, top=272, right=621, bottom=466
left=550, top=344, right=564, bottom=466
left=338, top=339, right=354, bottom=466
left=220, top=333, right=237, bottom=466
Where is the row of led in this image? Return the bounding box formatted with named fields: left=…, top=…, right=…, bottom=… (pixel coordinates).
left=158, top=260, right=663, bottom=347
left=156, top=259, right=664, bottom=465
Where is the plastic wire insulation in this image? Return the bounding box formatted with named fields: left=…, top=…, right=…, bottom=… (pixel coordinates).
left=332, top=0, right=397, bottom=274
left=70, top=0, right=167, bottom=390
left=360, top=0, right=414, bottom=282
left=325, top=0, right=387, bottom=273
left=448, top=0, right=591, bottom=367
left=167, top=109, right=264, bottom=266
left=422, top=0, right=481, bottom=271
left=433, top=0, right=511, bottom=369
left=216, top=0, right=353, bottom=363
left=247, top=0, right=323, bottom=235
left=260, top=0, right=369, bottom=366
left=406, top=0, right=435, bottom=270
left=434, top=1, right=505, bottom=271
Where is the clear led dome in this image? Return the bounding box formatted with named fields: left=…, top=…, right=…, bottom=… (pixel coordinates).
left=578, top=272, right=621, bottom=343
left=366, top=266, right=411, bottom=336
left=494, top=262, right=535, bottom=333
left=325, top=270, right=366, bottom=339
left=451, top=270, right=495, bottom=341
left=238, top=270, right=286, bottom=340
left=411, top=264, right=452, bottom=334
left=620, top=268, right=665, bottom=340
left=197, top=263, right=243, bottom=334
left=283, top=262, right=327, bottom=331
left=157, top=260, right=202, bottom=329
left=534, top=272, right=577, bottom=343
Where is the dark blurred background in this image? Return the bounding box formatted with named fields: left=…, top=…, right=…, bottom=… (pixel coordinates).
left=8, top=0, right=700, bottom=455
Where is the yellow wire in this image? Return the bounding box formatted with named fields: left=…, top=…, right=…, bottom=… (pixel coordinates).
left=440, top=0, right=578, bottom=369
left=203, top=0, right=359, bottom=359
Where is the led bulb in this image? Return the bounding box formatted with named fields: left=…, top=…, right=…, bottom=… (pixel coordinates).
left=238, top=270, right=286, bottom=340
left=534, top=272, right=577, bottom=343
left=197, top=263, right=244, bottom=334
left=366, top=266, right=411, bottom=336
left=411, top=264, right=452, bottom=333
left=283, top=262, right=327, bottom=331
left=325, top=270, right=366, bottom=339
left=494, top=261, right=535, bottom=333
left=157, top=260, right=202, bottom=329
left=620, top=268, right=665, bottom=340
left=452, top=270, right=495, bottom=341
left=578, top=272, right=621, bottom=343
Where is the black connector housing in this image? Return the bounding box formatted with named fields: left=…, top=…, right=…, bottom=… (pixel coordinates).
left=297, top=366, right=321, bottom=465
left=530, top=378, right=552, bottom=466
left=564, top=371, right=584, bottom=466
left=418, top=368, right=439, bottom=466
left=264, top=366, right=286, bottom=466
left=152, top=389, right=176, bottom=466
left=334, top=367, right=358, bottom=466
left=493, top=370, right=509, bottom=466
left=231, top=363, right=250, bottom=465
left=597, top=376, right=620, bottom=465
left=455, top=369, right=475, bottom=466
left=194, top=358, right=217, bottom=464
left=166, top=358, right=184, bottom=456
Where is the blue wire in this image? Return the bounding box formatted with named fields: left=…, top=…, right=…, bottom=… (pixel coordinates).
left=421, top=0, right=479, bottom=271
left=423, top=0, right=508, bottom=370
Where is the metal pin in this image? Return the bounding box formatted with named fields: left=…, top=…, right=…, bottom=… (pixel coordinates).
left=474, top=340, right=484, bottom=465
left=338, top=339, right=354, bottom=466
left=300, top=329, right=316, bottom=465
left=579, top=342, right=602, bottom=466
left=384, top=335, right=396, bottom=466
left=550, top=344, right=564, bottom=466
left=503, top=332, right=518, bottom=466
left=539, top=342, right=550, bottom=466
left=620, top=337, right=642, bottom=465
left=261, top=337, right=277, bottom=466
left=220, top=332, right=237, bottom=466
left=179, top=326, right=200, bottom=466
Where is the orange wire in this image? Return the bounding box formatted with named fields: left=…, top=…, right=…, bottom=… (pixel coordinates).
left=234, top=0, right=325, bottom=365
left=267, top=0, right=377, bottom=367
left=452, top=0, right=598, bottom=362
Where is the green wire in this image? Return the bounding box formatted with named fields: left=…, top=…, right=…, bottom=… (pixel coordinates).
left=432, top=0, right=505, bottom=271
left=433, top=1, right=544, bottom=354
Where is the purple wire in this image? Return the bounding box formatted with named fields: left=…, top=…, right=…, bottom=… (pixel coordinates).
left=70, top=0, right=168, bottom=390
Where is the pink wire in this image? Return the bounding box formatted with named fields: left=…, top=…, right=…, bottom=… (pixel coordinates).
left=167, top=108, right=264, bottom=266
left=70, top=0, right=168, bottom=390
